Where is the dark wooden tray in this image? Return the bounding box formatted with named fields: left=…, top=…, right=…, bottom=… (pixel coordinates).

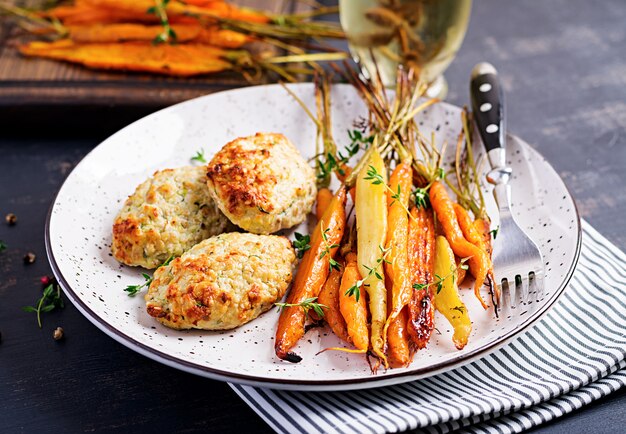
left=0, top=0, right=296, bottom=109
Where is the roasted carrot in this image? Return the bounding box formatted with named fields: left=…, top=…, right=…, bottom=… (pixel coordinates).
left=382, top=161, right=412, bottom=363
left=454, top=203, right=497, bottom=300
left=433, top=236, right=472, bottom=349
left=429, top=181, right=491, bottom=309
left=406, top=206, right=436, bottom=350
left=315, top=188, right=333, bottom=221
left=325, top=252, right=369, bottom=354
left=19, top=41, right=232, bottom=77
left=67, top=23, right=201, bottom=43
left=275, top=187, right=347, bottom=362
left=473, top=217, right=493, bottom=257
left=387, top=307, right=411, bottom=367
left=355, top=149, right=388, bottom=367
left=317, top=263, right=350, bottom=343
left=195, top=27, right=249, bottom=48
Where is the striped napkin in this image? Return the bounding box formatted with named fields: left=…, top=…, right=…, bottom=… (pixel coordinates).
left=230, top=221, right=626, bottom=434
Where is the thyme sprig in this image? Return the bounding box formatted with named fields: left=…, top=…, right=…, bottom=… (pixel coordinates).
left=147, top=0, right=177, bottom=44
left=0, top=240, right=6, bottom=252
left=413, top=257, right=470, bottom=294
left=292, top=232, right=311, bottom=259
left=22, top=283, right=64, bottom=328
left=320, top=225, right=341, bottom=272
left=345, top=245, right=391, bottom=301
left=124, top=255, right=174, bottom=297
left=364, top=165, right=417, bottom=221
left=191, top=149, right=207, bottom=164
left=275, top=297, right=328, bottom=319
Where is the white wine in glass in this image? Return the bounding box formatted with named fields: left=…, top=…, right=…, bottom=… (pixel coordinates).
left=339, top=0, right=472, bottom=98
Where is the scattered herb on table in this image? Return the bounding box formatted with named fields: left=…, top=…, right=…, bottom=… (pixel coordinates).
left=0, top=240, right=6, bottom=252
left=23, top=283, right=65, bottom=328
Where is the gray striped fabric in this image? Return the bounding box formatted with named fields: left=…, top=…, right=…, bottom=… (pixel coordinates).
left=230, top=221, right=626, bottom=433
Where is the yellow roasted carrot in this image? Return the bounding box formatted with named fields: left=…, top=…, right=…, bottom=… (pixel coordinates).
left=433, top=235, right=472, bottom=349
left=275, top=188, right=347, bottom=362
left=355, top=149, right=388, bottom=367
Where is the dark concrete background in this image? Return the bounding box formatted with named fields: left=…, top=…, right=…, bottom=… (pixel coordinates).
left=0, top=1, right=624, bottom=432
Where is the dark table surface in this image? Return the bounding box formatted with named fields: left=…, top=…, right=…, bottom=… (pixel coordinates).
left=1, top=1, right=625, bottom=433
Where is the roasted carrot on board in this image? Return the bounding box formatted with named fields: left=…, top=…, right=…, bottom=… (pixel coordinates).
left=429, top=181, right=491, bottom=310
left=406, top=206, right=436, bottom=350
left=275, top=187, right=347, bottom=363
left=382, top=161, right=413, bottom=367
left=317, top=263, right=350, bottom=343
left=19, top=41, right=232, bottom=76
left=355, top=149, right=388, bottom=368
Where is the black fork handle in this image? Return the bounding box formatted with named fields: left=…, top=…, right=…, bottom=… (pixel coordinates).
left=470, top=62, right=505, bottom=155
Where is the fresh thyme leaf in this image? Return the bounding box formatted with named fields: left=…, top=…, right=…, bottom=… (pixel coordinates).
left=345, top=279, right=363, bottom=302
left=23, top=283, right=64, bottom=328
left=0, top=240, right=6, bottom=252
left=191, top=149, right=207, bottom=163
left=275, top=296, right=328, bottom=318
left=411, top=187, right=430, bottom=209
left=147, top=0, right=176, bottom=45
left=124, top=255, right=173, bottom=297
left=412, top=257, right=470, bottom=296
left=319, top=224, right=341, bottom=272
left=292, top=232, right=311, bottom=259
left=490, top=226, right=499, bottom=240
left=341, top=129, right=373, bottom=164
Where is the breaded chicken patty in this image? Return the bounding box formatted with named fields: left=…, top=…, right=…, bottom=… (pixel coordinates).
left=112, top=166, right=228, bottom=269
left=145, top=232, right=296, bottom=330
left=206, top=133, right=316, bottom=234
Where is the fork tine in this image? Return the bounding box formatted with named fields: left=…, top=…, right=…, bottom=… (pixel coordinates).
left=505, top=279, right=516, bottom=308
left=520, top=275, right=531, bottom=304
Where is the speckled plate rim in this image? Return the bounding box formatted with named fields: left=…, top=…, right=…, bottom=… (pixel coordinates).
left=44, top=83, right=582, bottom=391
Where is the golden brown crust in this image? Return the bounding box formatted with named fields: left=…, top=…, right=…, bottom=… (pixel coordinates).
left=111, top=166, right=228, bottom=269
left=206, top=133, right=316, bottom=234
left=145, top=232, right=296, bottom=330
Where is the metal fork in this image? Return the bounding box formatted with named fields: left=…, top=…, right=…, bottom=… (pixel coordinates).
left=470, top=63, right=544, bottom=309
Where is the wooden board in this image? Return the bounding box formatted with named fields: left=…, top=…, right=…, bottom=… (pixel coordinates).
left=0, top=0, right=297, bottom=108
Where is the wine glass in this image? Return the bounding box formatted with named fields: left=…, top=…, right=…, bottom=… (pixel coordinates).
left=339, top=0, right=472, bottom=98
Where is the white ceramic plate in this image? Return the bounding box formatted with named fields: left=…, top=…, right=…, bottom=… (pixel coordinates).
left=45, top=83, right=581, bottom=391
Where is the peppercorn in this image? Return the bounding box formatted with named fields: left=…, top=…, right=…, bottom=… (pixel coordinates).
left=5, top=213, right=17, bottom=225
left=24, top=252, right=36, bottom=264
left=53, top=327, right=64, bottom=341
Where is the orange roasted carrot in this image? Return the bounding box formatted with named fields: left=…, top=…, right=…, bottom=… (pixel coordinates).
left=19, top=41, right=232, bottom=77
left=67, top=23, right=201, bottom=43
left=473, top=218, right=493, bottom=257
left=430, top=182, right=491, bottom=309
left=195, top=27, right=249, bottom=48
left=315, top=188, right=333, bottom=221
left=338, top=253, right=368, bottom=352
left=382, top=162, right=412, bottom=361
left=406, top=206, right=436, bottom=350
left=317, top=263, right=350, bottom=343
left=275, top=187, right=347, bottom=362
left=387, top=307, right=411, bottom=367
